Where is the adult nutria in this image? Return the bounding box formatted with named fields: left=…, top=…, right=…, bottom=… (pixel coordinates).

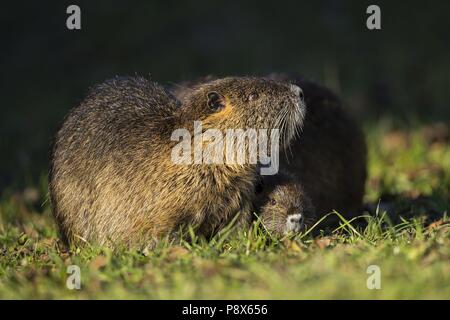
left=270, top=73, right=367, bottom=225
left=171, top=73, right=367, bottom=226
left=49, top=76, right=305, bottom=248
left=254, top=172, right=316, bottom=237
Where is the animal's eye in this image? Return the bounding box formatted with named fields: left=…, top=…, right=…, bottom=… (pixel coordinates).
left=270, top=199, right=277, bottom=206
left=248, top=92, right=259, bottom=101
left=207, top=91, right=225, bottom=111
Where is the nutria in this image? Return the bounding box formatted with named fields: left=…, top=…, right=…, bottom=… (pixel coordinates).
left=269, top=73, right=367, bottom=221
left=171, top=73, right=367, bottom=226
left=254, top=172, right=316, bottom=237
left=49, top=76, right=305, bottom=248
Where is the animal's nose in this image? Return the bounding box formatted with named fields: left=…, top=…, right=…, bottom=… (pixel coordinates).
left=289, top=214, right=302, bottom=224
left=285, top=213, right=303, bottom=234
left=290, top=84, right=304, bottom=103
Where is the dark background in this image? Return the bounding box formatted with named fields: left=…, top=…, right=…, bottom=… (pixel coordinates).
left=1, top=0, right=449, bottom=191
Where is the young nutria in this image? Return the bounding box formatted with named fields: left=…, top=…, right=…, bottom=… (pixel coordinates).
left=254, top=172, right=316, bottom=237
left=171, top=74, right=367, bottom=226
left=49, top=76, right=305, bottom=248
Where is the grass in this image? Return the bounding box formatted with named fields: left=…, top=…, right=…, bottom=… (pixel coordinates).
left=0, top=124, right=449, bottom=299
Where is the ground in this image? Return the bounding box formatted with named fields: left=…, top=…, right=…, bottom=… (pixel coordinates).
left=0, top=123, right=448, bottom=299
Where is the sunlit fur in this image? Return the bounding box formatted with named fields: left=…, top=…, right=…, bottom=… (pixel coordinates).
left=49, top=76, right=304, bottom=248
left=171, top=74, right=367, bottom=227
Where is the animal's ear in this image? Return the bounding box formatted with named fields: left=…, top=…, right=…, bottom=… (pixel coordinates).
left=206, top=91, right=225, bottom=112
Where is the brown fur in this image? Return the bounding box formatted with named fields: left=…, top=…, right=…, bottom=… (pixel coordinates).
left=254, top=172, right=316, bottom=237
left=269, top=73, right=367, bottom=225
left=49, top=76, right=304, bottom=248
left=171, top=73, right=367, bottom=227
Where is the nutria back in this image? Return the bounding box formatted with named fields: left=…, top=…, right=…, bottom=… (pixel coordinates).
left=49, top=77, right=181, bottom=246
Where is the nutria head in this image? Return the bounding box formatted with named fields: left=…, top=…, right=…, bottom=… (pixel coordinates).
left=256, top=174, right=316, bottom=236
left=175, top=77, right=305, bottom=148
